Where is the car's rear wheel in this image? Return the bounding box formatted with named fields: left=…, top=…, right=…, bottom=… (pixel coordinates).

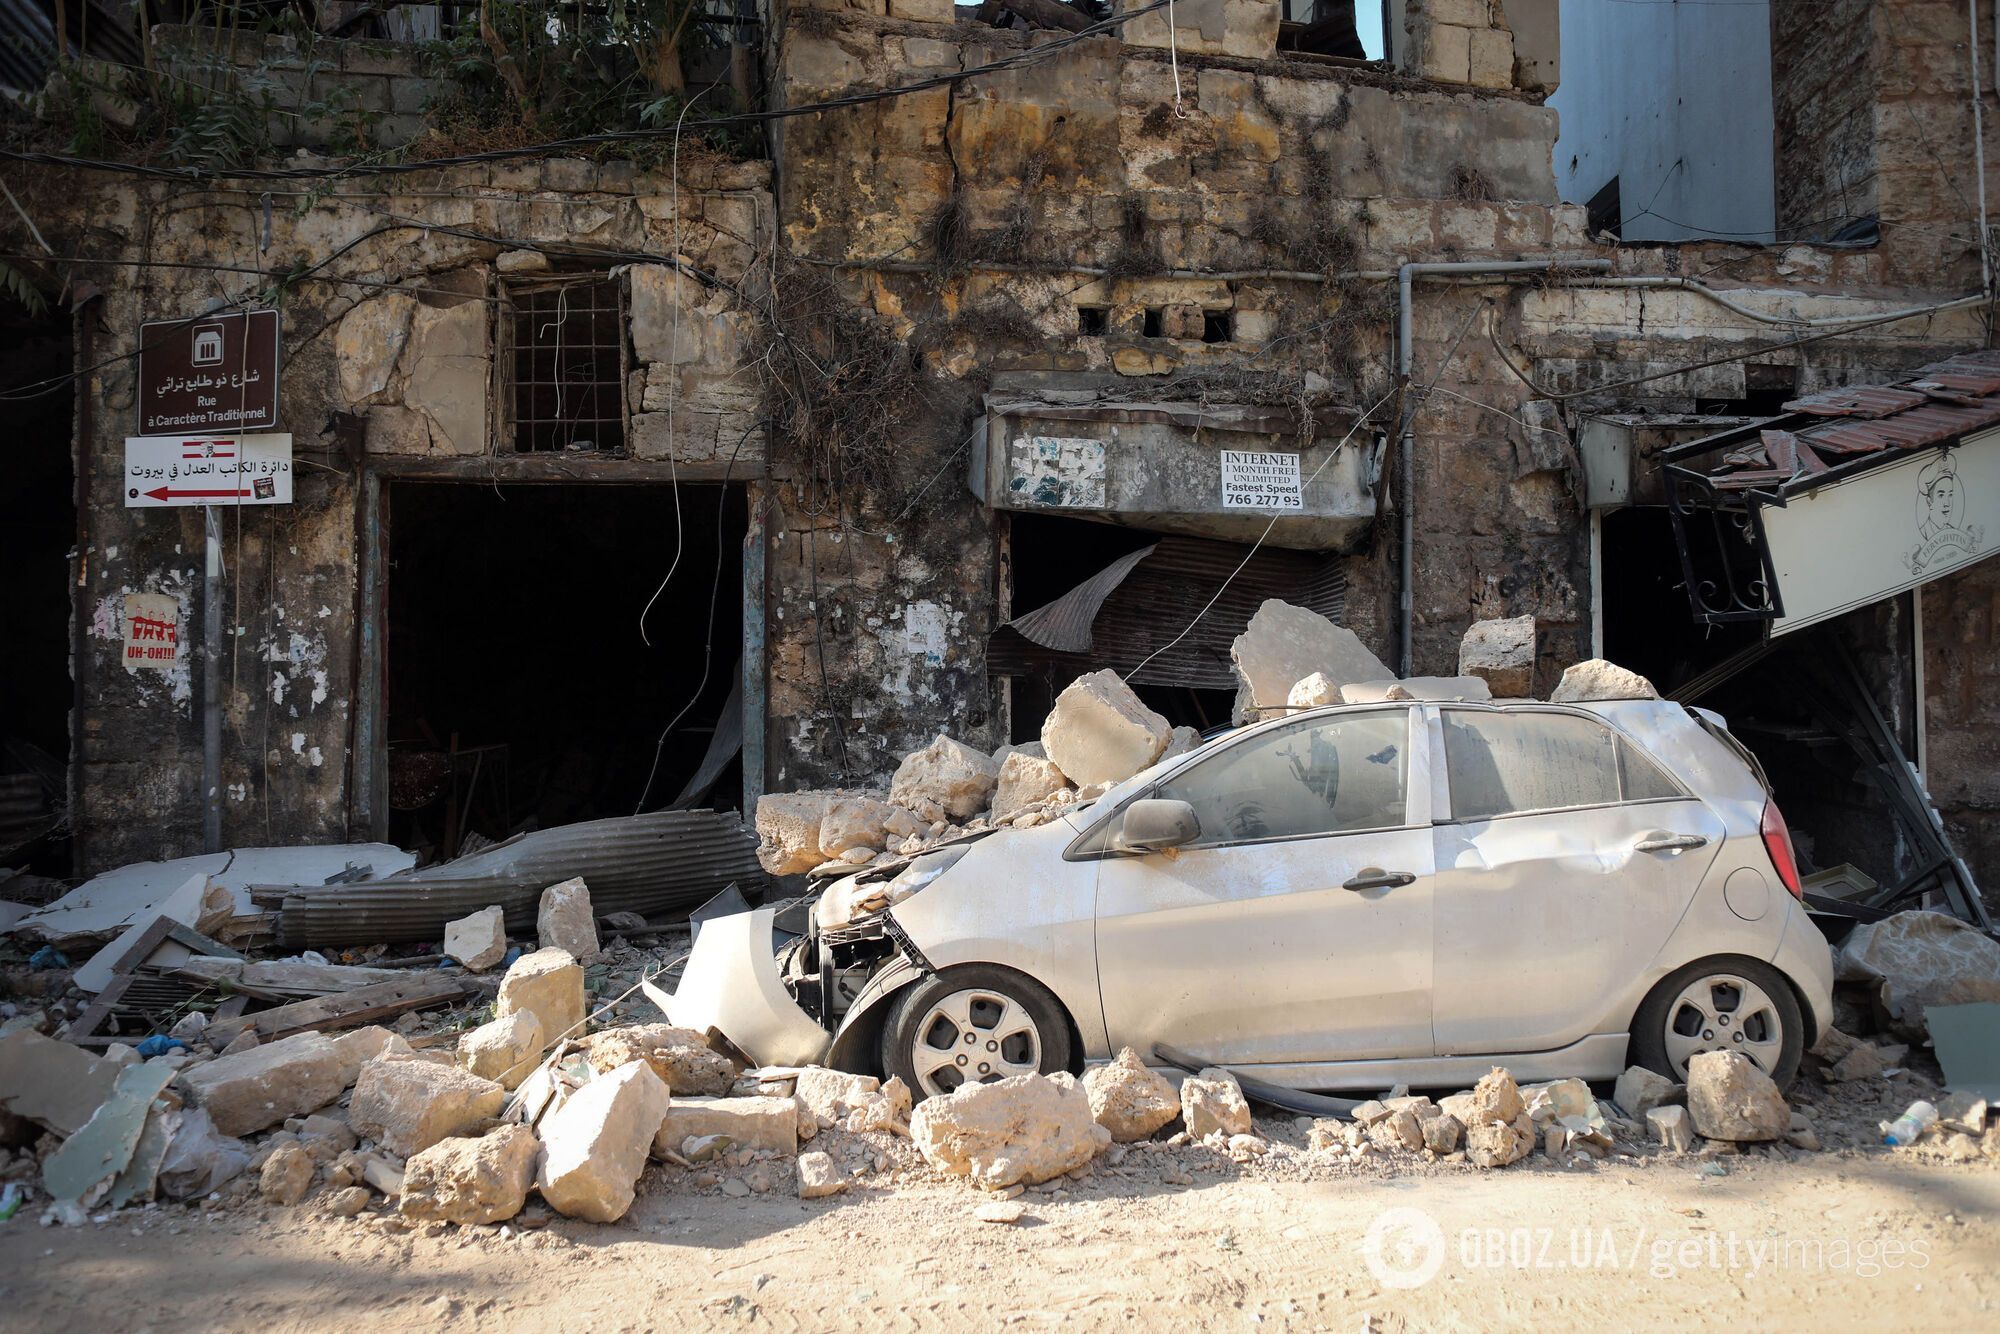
left=881, top=964, right=1073, bottom=1100
left=1630, top=955, right=1804, bottom=1089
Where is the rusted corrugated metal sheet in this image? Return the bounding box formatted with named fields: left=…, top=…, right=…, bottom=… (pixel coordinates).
left=990, top=536, right=1347, bottom=690
left=1005, top=546, right=1156, bottom=652
left=267, top=809, right=767, bottom=948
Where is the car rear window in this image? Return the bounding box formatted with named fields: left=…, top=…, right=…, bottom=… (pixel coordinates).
left=1443, top=710, right=1684, bottom=820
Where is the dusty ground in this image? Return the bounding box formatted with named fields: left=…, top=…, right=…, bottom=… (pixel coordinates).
left=4, top=1125, right=1995, bottom=1332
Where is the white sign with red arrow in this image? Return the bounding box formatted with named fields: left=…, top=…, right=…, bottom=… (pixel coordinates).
left=124, top=434, right=293, bottom=508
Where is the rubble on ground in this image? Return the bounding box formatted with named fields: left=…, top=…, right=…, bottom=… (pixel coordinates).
left=1836, top=909, right=2000, bottom=1038
left=1083, top=1047, right=1181, bottom=1142
left=909, top=1072, right=1111, bottom=1190
left=537, top=878, right=599, bottom=962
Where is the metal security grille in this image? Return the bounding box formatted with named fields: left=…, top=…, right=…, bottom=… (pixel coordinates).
left=504, top=276, right=627, bottom=452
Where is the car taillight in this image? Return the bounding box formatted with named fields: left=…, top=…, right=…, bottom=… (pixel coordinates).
left=1761, top=802, right=1805, bottom=900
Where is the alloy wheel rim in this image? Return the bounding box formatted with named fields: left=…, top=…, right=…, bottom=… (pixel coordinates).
left=1661, top=973, right=1785, bottom=1078
left=910, top=987, right=1043, bottom=1097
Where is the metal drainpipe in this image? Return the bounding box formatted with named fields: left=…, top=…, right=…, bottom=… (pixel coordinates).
left=1395, top=259, right=1615, bottom=676
left=1971, top=0, right=1994, bottom=299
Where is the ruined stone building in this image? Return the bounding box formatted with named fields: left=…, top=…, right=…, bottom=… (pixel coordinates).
left=1, top=0, right=1995, bottom=918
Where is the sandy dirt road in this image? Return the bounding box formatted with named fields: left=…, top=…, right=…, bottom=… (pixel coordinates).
left=3, top=1149, right=1994, bottom=1331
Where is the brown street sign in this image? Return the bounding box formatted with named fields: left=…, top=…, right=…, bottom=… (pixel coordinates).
left=137, top=308, right=281, bottom=436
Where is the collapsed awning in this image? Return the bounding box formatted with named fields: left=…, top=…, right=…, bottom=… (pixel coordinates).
left=1662, top=351, right=2000, bottom=631
left=989, top=534, right=1347, bottom=690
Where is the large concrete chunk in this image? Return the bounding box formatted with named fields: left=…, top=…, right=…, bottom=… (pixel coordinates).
left=1458, top=615, right=1537, bottom=698
left=795, top=1067, right=880, bottom=1124
left=1083, top=1048, right=1180, bottom=1143
left=1287, top=672, right=1342, bottom=709
left=1685, top=1051, right=1789, bottom=1142
left=1549, top=658, right=1658, bottom=703
left=1180, top=1067, right=1252, bottom=1139
left=890, top=735, right=1001, bottom=820
left=909, top=1073, right=1109, bottom=1189
left=495, top=946, right=585, bottom=1043
left=653, top=1095, right=799, bottom=1157
left=178, top=1032, right=346, bottom=1136
left=536, top=1060, right=671, bottom=1223
left=400, top=1125, right=540, bottom=1225
left=1466, top=1113, right=1538, bottom=1167
left=348, top=1058, right=506, bottom=1156
left=819, top=793, right=922, bottom=857
left=754, top=790, right=837, bottom=875
left=1613, top=1064, right=1685, bottom=1118
left=330, top=1026, right=411, bottom=1087
left=582, top=1023, right=735, bottom=1096
left=537, top=877, right=599, bottom=961
left=458, top=1009, right=543, bottom=1090
left=1230, top=600, right=1390, bottom=723
left=1040, top=670, right=1171, bottom=788
left=443, top=905, right=507, bottom=972
left=990, top=752, right=1070, bottom=823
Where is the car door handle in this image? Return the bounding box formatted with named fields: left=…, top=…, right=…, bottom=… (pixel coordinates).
left=1343, top=868, right=1417, bottom=892
left=1635, top=833, right=1709, bottom=853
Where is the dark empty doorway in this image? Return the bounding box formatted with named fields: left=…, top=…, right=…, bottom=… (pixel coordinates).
left=384, top=481, right=745, bottom=858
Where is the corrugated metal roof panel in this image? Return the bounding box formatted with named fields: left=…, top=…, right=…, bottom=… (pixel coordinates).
left=269, top=808, right=766, bottom=948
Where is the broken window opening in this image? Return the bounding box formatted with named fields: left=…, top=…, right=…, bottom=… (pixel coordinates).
left=1277, top=1, right=1386, bottom=61
left=501, top=274, right=627, bottom=454
left=1141, top=308, right=1165, bottom=339
left=383, top=481, right=746, bottom=861
left=1077, top=306, right=1110, bottom=337
left=1586, top=177, right=1623, bottom=242
left=1201, top=311, right=1234, bottom=344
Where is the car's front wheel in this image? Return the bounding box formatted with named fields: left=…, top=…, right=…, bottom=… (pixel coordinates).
left=880, top=964, right=1073, bottom=1100
left=1630, top=955, right=1804, bottom=1089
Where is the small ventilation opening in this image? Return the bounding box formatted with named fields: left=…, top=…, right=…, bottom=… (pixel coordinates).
left=1141, top=307, right=1165, bottom=338
left=1202, top=311, right=1233, bottom=344
left=1077, top=306, right=1109, bottom=336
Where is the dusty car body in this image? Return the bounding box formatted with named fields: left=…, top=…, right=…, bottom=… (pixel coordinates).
left=666, top=698, right=1836, bottom=1096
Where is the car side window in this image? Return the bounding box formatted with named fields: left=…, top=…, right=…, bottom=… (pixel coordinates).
left=1153, top=710, right=1410, bottom=848
left=1443, top=711, right=1684, bottom=820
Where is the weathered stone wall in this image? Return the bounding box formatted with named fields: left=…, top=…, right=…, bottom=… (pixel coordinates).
left=1772, top=0, right=1878, bottom=241
left=14, top=156, right=769, bottom=871
left=1924, top=560, right=2000, bottom=915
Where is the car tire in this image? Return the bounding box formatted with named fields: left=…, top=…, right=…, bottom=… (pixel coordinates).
left=881, top=964, right=1073, bottom=1101
left=1630, top=955, right=1805, bottom=1090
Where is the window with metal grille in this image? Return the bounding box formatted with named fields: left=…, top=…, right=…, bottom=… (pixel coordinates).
left=502, top=275, right=628, bottom=453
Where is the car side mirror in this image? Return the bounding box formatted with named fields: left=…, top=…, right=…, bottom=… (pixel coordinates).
left=1114, top=798, right=1200, bottom=854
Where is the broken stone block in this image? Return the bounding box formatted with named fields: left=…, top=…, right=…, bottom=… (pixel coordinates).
left=1613, top=1065, right=1684, bottom=1119
left=819, top=793, right=922, bottom=857
left=797, top=1149, right=846, bottom=1199
left=324, top=1185, right=373, bottom=1217
left=1368, top=1108, right=1425, bottom=1152
left=298, top=1112, right=358, bottom=1164
left=1161, top=725, right=1202, bottom=760
left=1549, top=658, right=1659, bottom=703
left=536, top=878, right=599, bottom=961
left=1040, top=669, right=1172, bottom=787
left=1648, top=1104, right=1696, bottom=1153
left=1466, top=1112, right=1537, bottom=1168
left=259, top=1141, right=314, bottom=1205
left=1229, top=599, right=1390, bottom=723
left=1685, top=1051, right=1789, bottom=1142
left=1785, top=1113, right=1822, bottom=1152
left=1941, top=1091, right=1989, bottom=1134
left=1343, top=677, right=1493, bottom=703
left=754, top=790, right=837, bottom=875
left=654, top=1096, right=799, bottom=1158
left=179, top=1032, right=346, bottom=1137
left=1420, top=1113, right=1463, bottom=1154
left=1463, top=1067, right=1525, bottom=1127
left=581, top=1023, right=734, bottom=1096
left=458, top=1009, right=544, bottom=1090
left=890, top=735, right=1001, bottom=820
left=348, top=1058, right=506, bottom=1157
left=330, top=1026, right=411, bottom=1087
left=1286, top=672, right=1342, bottom=709
left=443, top=905, right=507, bottom=973
left=1082, top=1048, right=1180, bottom=1143
left=1830, top=1043, right=1891, bottom=1082
left=220, top=1030, right=259, bottom=1057
left=1458, top=615, right=1537, bottom=698
left=1519, top=1078, right=1596, bottom=1125
left=909, top=1072, right=1109, bottom=1189
left=1180, top=1067, right=1252, bottom=1139
left=495, top=947, right=585, bottom=1044
left=400, top=1125, right=540, bottom=1225
left=845, top=1076, right=914, bottom=1134
left=795, top=1067, right=879, bottom=1124
left=991, top=752, right=1071, bottom=824
left=535, top=1060, right=671, bottom=1223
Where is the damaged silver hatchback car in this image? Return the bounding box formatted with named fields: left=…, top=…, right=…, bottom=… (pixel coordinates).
left=665, top=698, right=1835, bottom=1098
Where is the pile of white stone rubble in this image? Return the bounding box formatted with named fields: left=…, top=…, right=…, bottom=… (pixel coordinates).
left=754, top=599, right=1659, bottom=879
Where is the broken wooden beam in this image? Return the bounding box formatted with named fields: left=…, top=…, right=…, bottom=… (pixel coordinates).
left=202, top=975, right=468, bottom=1047
left=171, top=956, right=439, bottom=997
